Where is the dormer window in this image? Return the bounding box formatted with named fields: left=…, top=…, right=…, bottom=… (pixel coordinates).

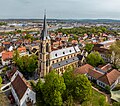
left=55, top=54, right=57, bottom=57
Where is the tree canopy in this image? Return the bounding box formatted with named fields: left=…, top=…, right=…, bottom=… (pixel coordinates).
left=56, top=26, right=118, bottom=36
left=35, top=66, right=92, bottom=105
left=42, top=70, right=66, bottom=106
left=0, top=76, right=2, bottom=85
left=63, top=66, right=92, bottom=103
left=13, top=51, right=38, bottom=77
left=85, top=43, right=94, bottom=53
left=86, top=51, right=105, bottom=67
left=109, top=40, right=120, bottom=69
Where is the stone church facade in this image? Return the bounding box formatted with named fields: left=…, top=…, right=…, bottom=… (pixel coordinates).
left=38, top=15, right=82, bottom=77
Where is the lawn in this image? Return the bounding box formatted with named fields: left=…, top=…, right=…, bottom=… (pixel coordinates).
left=0, top=92, right=10, bottom=106
left=81, top=89, right=109, bottom=106
left=112, top=84, right=120, bottom=91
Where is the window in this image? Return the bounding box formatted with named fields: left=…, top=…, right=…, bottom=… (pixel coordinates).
left=61, top=58, right=62, bottom=61
left=46, top=43, right=49, bottom=52
left=52, top=61, right=54, bottom=64
left=57, top=60, right=59, bottom=62
left=40, top=43, right=42, bottom=52
left=55, top=54, right=57, bottom=57
left=69, top=50, right=72, bottom=52
left=63, top=52, right=65, bottom=54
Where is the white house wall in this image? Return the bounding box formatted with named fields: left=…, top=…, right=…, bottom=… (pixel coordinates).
left=11, top=86, right=20, bottom=105
left=20, top=88, right=36, bottom=106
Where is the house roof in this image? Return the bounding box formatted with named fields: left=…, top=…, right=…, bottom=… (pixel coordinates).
left=11, top=74, right=32, bottom=100
left=75, top=64, right=94, bottom=74
left=87, top=68, right=104, bottom=79
left=3, top=42, right=11, bottom=45
left=2, top=51, right=13, bottom=61
left=6, top=69, right=17, bottom=79
left=98, top=69, right=120, bottom=86
left=101, top=64, right=112, bottom=72
left=17, top=47, right=26, bottom=53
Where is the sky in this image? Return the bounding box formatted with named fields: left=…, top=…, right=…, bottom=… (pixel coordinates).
left=0, top=0, right=120, bottom=19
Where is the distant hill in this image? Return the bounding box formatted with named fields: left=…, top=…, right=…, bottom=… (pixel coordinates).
left=0, top=19, right=120, bottom=23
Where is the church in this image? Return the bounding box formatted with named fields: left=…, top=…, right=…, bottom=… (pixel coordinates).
left=38, top=14, right=83, bottom=77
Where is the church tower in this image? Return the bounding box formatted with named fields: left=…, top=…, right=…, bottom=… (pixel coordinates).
left=38, top=14, right=51, bottom=77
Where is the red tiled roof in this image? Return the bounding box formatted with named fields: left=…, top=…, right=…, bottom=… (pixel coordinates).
left=17, top=47, right=26, bottom=53
left=2, top=51, right=13, bottom=61
left=11, top=74, right=32, bottom=100
left=72, top=40, right=78, bottom=44
left=88, top=69, right=104, bottom=79
left=11, top=75, right=28, bottom=100
left=98, top=69, right=120, bottom=86
left=101, top=64, right=112, bottom=72
left=75, top=64, right=94, bottom=74
left=3, top=42, right=11, bottom=45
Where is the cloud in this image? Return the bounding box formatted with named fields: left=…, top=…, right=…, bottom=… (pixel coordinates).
left=0, top=0, right=120, bottom=19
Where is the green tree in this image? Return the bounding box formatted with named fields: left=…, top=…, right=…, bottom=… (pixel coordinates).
left=63, top=66, right=74, bottom=100
left=42, top=70, right=66, bottom=106
left=16, top=55, right=38, bottom=77
left=63, top=66, right=92, bottom=103
left=109, top=40, right=120, bottom=69
left=35, top=79, right=45, bottom=106
left=113, top=102, right=120, bottom=106
left=13, top=50, right=20, bottom=64
left=16, top=30, right=22, bottom=33
left=63, top=96, right=74, bottom=106
left=86, top=51, right=105, bottom=67
left=68, top=38, right=73, bottom=42
left=51, top=90, right=63, bottom=106
left=73, top=75, right=92, bottom=103
left=85, top=43, right=94, bottom=53
left=0, top=76, right=2, bottom=85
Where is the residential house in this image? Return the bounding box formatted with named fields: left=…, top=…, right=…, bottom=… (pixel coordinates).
left=1, top=51, right=13, bottom=66
left=10, top=70, right=36, bottom=106
left=17, top=47, right=29, bottom=56
left=75, top=63, right=120, bottom=90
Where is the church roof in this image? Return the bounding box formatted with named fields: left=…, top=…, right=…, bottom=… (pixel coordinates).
left=50, top=45, right=80, bottom=60
left=52, top=56, right=79, bottom=69
left=40, top=14, right=50, bottom=40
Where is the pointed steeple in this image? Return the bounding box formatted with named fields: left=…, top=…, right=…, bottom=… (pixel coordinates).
left=40, top=11, right=50, bottom=40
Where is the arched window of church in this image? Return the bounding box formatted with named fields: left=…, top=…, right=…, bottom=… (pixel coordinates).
left=46, top=43, right=49, bottom=52
left=40, top=43, right=42, bottom=52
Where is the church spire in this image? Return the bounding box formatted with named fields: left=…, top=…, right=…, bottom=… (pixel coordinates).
left=40, top=11, right=50, bottom=40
